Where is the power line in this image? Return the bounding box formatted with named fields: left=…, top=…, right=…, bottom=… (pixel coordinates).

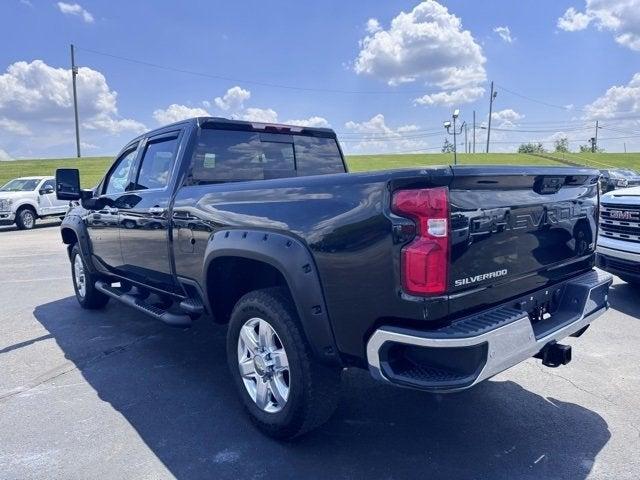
left=488, top=134, right=640, bottom=145
left=76, top=46, right=429, bottom=96
left=495, top=84, right=573, bottom=110
left=336, top=128, right=442, bottom=136
left=489, top=125, right=593, bottom=133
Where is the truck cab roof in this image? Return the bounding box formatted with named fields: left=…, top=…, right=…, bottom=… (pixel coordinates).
left=134, top=117, right=337, bottom=142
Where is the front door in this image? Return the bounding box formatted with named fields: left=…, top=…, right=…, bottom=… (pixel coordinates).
left=39, top=178, right=68, bottom=216
left=86, top=145, right=138, bottom=271
left=118, top=131, right=181, bottom=291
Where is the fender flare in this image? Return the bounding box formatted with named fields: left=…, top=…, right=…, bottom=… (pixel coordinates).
left=60, top=214, right=97, bottom=274
left=203, top=229, right=341, bottom=366
left=13, top=200, right=39, bottom=216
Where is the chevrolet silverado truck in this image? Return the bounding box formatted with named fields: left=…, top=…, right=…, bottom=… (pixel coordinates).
left=0, top=176, right=68, bottom=229
left=597, top=185, right=640, bottom=285
left=55, top=117, right=612, bottom=438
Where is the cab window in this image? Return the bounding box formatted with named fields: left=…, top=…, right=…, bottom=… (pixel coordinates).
left=105, top=148, right=138, bottom=195
left=135, top=136, right=179, bottom=190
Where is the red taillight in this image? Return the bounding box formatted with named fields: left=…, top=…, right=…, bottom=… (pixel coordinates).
left=392, top=187, right=449, bottom=296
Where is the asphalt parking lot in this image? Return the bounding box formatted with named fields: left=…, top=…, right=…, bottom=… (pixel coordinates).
left=0, top=223, right=638, bottom=479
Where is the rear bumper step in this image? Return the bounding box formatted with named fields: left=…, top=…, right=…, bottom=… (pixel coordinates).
left=366, top=270, right=612, bottom=392
left=95, top=281, right=192, bottom=327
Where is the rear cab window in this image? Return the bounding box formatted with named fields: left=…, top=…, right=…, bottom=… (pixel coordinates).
left=187, top=128, right=344, bottom=185
left=135, top=135, right=179, bottom=190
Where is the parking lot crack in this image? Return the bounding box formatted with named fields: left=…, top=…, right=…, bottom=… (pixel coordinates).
left=533, top=362, right=616, bottom=405
left=0, top=332, right=159, bottom=403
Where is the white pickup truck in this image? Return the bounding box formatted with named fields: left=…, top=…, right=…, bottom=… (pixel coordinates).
left=597, top=186, right=640, bottom=286
left=0, top=176, right=69, bottom=230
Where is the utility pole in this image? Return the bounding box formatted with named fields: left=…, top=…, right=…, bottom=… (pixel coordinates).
left=464, top=123, right=468, bottom=154
left=594, top=120, right=598, bottom=153
left=486, top=81, right=497, bottom=153
left=70, top=44, right=81, bottom=158
left=472, top=110, right=476, bottom=153
left=624, top=142, right=627, bottom=153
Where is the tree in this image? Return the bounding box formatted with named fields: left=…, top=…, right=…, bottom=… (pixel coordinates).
left=579, top=143, right=604, bottom=153
left=518, top=142, right=546, bottom=154
left=441, top=138, right=454, bottom=153
left=554, top=137, right=570, bottom=153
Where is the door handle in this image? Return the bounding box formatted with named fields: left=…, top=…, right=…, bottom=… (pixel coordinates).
left=148, top=207, right=166, bottom=216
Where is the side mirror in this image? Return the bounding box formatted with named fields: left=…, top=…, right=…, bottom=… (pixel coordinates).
left=39, top=186, right=55, bottom=195
left=56, top=168, right=81, bottom=200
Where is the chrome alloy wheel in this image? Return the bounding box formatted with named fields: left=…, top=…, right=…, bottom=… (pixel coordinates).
left=73, top=254, right=86, bottom=298
left=237, top=317, right=290, bottom=413
left=22, top=210, right=34, bottom=229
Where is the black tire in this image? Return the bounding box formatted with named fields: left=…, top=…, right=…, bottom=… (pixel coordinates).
left=70, top=244, right=110, bottom=309
left=227, top=287, right=341, bottom=439
left=15, top=207, right=37, bottom=230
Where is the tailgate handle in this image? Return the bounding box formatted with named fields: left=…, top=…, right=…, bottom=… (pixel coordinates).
left=534, top=176, right=564, bottom=194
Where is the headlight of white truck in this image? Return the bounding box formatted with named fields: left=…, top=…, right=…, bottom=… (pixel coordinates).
left=0, top=199, right=12, bottom=211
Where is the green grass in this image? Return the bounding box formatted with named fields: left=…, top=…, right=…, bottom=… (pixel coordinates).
left=0, top=156, right=112, bottom=188
left=1, top=152, right=638, bottom=187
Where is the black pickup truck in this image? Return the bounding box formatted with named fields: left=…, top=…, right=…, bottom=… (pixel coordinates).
left=56, top=117, right=612, bottom=438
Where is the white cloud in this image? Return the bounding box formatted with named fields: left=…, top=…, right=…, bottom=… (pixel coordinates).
left=0, top=148, right=11, bottom=161
left=366, top=18, right=382, bottom=34
left=0, top=117, right=31, bottom=135
left=583, top=73, right=640, bottom=119
left=415, top=86, right=484, bottom=106
left=56, top=2, right=94, bottom=23
left=557, top=7, right=593, bottom=31
left=343, top=114, right=428, bottom=154
left=154, top=86, right=330, bottom=131
left=152, top=104, right=210, bottom=125
left=282, top=116, right=330, bottom=128
left=493, top=26, right=514, bottom=43
left=354, top=1, right=486, bottom=105
left=240, top=107, right=279, bottom=123
left=0, top=60, right=145, bottom=156
left=213, top=86, right=251, bottom=111
left=19, top=0, right=33, bottom=8
left=557, top=0, right=640, bottom=51
left=491, top=108, right=524, bottom=127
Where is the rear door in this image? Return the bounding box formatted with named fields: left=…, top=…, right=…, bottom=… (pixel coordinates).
left=118, top=130, right=182, bottom=292
left=447, top=167, right=600, bottom=317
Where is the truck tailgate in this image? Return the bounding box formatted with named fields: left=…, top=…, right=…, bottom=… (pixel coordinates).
left=447, top=166, right=600, bottom=318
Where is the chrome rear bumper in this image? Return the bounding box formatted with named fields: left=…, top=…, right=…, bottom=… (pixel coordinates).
left=366, top=270, right=612, bottom=392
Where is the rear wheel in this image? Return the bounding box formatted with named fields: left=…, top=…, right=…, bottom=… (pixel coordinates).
left=227, top=287, right=341, bottom=439
left=71, top=244, right=109, bottom=309
left=16, top=208, right=36, bottom=230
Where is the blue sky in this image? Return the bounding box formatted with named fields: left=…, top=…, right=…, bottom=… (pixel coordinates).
left=1, top=0, right=639, bottom=158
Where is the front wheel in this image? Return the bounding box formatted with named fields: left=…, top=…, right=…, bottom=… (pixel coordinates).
left=71, top=244, right=109, bottom=309
left=227, top=287, right=341, bottom=439
left=16, top=208, right=36, bottom=230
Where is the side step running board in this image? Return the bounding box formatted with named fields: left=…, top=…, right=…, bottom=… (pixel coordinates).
left=95, top=281, right=192, bottom=327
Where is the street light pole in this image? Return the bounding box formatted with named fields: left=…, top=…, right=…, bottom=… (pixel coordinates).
left=444, top=109, right=465, bottom=166
left=453, top=114, right=457, bottom=165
